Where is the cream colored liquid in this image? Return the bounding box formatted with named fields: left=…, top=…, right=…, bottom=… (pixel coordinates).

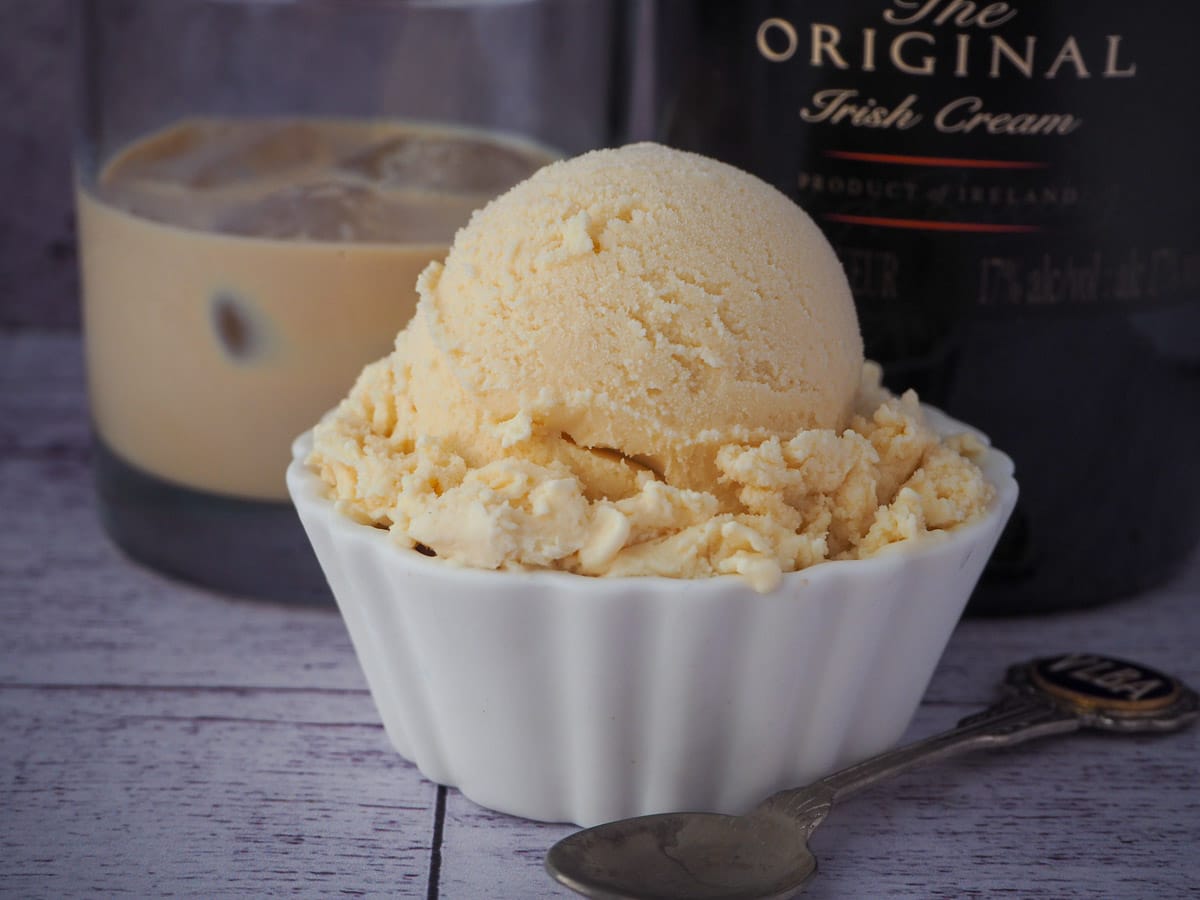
left=79, top=118, right=555, bottom=501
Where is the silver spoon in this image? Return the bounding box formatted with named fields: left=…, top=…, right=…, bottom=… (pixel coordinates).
left=546, top=653, right=1198, bottom=899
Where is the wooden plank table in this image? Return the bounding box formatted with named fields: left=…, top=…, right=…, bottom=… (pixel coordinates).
left=3, top=333, right=1198, bottom=898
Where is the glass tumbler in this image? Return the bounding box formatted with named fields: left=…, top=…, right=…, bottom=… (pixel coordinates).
left=75, top=0, right=628, bottom=604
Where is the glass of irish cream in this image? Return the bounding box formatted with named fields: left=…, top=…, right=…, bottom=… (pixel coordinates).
left=75, top=0, right=623, bottom=603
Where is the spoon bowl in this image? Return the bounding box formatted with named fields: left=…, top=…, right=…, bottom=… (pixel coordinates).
left=546, top=810, right=817, bottom=900
left=546, top=654, right=1199, bottom=899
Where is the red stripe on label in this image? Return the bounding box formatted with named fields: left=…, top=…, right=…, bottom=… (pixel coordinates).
left=825, top=213, right=1042, bottom=234
left=825, top=151, right=1048, bottom=170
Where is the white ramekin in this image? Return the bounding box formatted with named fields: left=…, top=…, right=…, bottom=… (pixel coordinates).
left=287, top=408, right=1017, bottom=827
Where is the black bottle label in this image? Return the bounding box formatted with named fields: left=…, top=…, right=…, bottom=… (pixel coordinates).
left=653, top=1, right=1200, bottom=615
left=655, top=0, right=1199, bottom=367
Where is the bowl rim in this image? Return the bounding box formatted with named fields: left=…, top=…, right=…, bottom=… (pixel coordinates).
left=286, top=404, right=1018, bottom=595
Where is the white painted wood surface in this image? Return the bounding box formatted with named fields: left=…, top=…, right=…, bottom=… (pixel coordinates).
left=3, top=334, right=1198, bottom=898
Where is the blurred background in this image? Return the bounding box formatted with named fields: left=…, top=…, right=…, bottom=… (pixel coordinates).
left=1, top=1, right=77, bottom=330
left=0, top=1, right=651, bottom=333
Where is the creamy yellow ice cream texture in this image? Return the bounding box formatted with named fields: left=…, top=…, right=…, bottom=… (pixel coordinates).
left=309, top=143, right=993, bottom=591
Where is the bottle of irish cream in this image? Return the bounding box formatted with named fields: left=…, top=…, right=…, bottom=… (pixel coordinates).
left=652, top=0, right=1200, bottom=615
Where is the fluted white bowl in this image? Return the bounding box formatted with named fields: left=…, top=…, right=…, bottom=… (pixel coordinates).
left=287, top=408, right=1017, bottom=826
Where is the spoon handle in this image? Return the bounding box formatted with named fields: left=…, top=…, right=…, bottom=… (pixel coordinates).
left=761, top=653, right=1200, bottom=831
left=824, top=694, right=1079, bottom=800
left=764, top=693, right=1079, bottom=829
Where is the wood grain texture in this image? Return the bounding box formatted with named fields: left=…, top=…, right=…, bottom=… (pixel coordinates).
left=0, top=451, right=365, bottom=691
left=2, top=688, right=436, bottom=897
left=2, top=333, right=1198, bottom=898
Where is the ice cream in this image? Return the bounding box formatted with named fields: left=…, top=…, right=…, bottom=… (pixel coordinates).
left=308, top=143, right=993, bottom=591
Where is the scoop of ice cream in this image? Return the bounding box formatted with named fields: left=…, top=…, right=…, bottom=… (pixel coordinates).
left=309, top=144, right=993, bottom=590
left=416, top=142, right=864, bottom=496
